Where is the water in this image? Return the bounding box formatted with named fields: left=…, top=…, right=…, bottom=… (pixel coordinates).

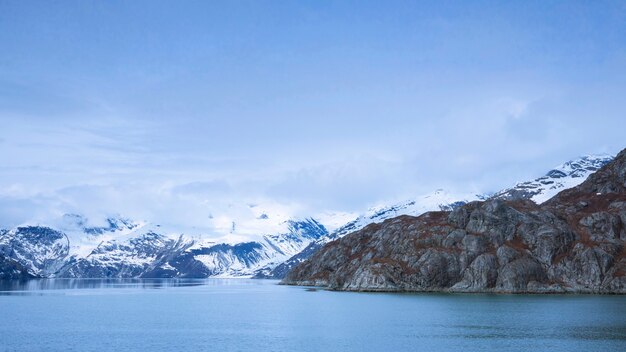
left=0, top=279, right=625, bottom=352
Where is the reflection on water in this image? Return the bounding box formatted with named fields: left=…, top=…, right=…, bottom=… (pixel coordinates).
left=428, top=324, right=626, bottom=341
left=0, top=278, right=247, bottom=294
left=565, top=325, right=626, bottom=341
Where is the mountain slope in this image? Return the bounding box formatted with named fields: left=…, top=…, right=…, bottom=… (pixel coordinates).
left=0, top=217, right=327, bottom=278
left=56, top=232, right=188, bottom=278
left=265, top=154, right=613, bottom=279
left=0, top=226, right=70, bottom=277
left=491, top=154, right=613, bottom=203
left=259, top=190, right=481, bottom=278
left=152, top=218, right=328, bottom=278
left=0, top=255, right=36, bottom=279
left=282, top=149, right=626, bottom=293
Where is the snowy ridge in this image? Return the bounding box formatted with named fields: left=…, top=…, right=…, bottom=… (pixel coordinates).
left=262, top=154, right=615, bottom=278
left=491, top=154, right=613, bottom=204
left=0, top=216, right=328, bottom=278
left=57, top=232, right=187, bottom=278
left=179, top=218, right=327, bottom=278
left=261, top=190, right=482, bottom=278
left=54, top=214, right=145, bottom=258
left=327, top=189, right=482, bottom=242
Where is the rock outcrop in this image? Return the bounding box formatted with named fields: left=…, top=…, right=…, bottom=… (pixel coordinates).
left=282, top=149, right=626, bottom=293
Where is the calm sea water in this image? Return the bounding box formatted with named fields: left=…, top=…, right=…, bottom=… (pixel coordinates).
left=0, top=279, right=624, bottom=352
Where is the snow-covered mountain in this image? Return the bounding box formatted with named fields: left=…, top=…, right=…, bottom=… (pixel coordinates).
left=0, top=216, right=327, bottom=279
left=491, top=154, right=614, bottom=203
left=259, top=189, right=483, bottom=278
left=153, top=218, right=327, bottom=278
left=261, top=154, right=615, bottom=278
left=0, top=226, right=69, bottom=277
left=0, top=153, right=614, bottom=280
left=327, top=189, right=482, bottom=240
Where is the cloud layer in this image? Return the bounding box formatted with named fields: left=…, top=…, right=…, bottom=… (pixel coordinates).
left=1, top=1, right=625, bottom=235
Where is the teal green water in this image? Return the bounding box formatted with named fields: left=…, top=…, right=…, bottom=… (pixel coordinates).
left=0, top=279, right=625, bottom=352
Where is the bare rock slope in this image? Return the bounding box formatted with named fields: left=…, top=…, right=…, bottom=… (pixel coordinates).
left=282, top=149, right=626, bottom=293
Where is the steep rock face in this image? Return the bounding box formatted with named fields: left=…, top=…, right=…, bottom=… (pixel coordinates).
left=0, top=255, right=36, bottom=279
left=56, top=233, right=189, bottom=278
left=282, top=149, right=626, bottom=293
left=0, top=226, right=70, bottom=277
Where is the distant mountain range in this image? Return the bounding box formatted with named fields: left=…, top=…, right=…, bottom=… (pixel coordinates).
left=0, top=153, right=614, bottom=280
left=0, top=217, right=327, bottom=279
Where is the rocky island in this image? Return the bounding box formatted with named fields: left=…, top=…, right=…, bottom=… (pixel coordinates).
left=282, top=148, right=626, bottom=293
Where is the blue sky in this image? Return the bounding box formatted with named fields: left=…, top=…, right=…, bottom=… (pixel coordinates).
left=1, top=1, right=625, bottom=229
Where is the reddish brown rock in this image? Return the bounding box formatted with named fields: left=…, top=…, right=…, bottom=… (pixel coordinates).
left=282, top=149, right=626, bottom=293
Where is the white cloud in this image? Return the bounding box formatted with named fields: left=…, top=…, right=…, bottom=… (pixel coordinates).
left=2, top=1, right=626, bottom=235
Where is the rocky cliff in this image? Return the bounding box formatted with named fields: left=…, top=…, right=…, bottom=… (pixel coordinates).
left=264, top=155, right=612, bottom=279
left=282, top=149, right=626, bottom=293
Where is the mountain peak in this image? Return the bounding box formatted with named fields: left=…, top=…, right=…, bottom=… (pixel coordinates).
left=491, top=153, right=614, bottom=204
left=548, top=153, right=614, bottom=179
left=547, top=147, right=626, bottom=205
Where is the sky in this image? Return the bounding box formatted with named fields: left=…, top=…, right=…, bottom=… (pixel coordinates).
left=1, top=1, right=626, bottom=234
